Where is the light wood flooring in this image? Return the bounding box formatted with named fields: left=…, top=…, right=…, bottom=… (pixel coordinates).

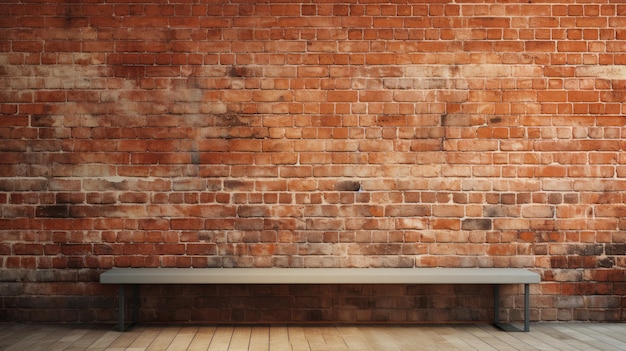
left=1, top=323, right=625, bottom=351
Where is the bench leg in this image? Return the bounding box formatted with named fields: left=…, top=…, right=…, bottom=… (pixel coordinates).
left=524, top=283, right=530, bottom=332
left=116, top=285, right=139, bottom=332
left=132, top=285, right=139, bottom=326
left=494, top=284, right=531, bottom=332
left=117, top=285, right=125, bottom=331
left=494, top=284, right=500, bottom=327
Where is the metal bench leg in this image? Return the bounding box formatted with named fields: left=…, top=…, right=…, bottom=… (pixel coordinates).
left=116, top=284, right=139, bottom=332
left=524, top=283, right=530, bottom=332
left=494, top=284, right=500, bottom=327
left=117, top=284, right=125, bottom=331
left=132, top=285, right=139, bottom=326
left=494, top=284, right=530, bottom=332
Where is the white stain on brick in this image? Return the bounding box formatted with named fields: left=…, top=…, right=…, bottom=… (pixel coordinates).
left=575, top=65, right=626, bottom=79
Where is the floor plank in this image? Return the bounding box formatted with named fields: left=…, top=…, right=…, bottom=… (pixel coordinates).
left=268, top=326, right=292, bottom=351
left=3, top=326, right=70, bottom=351
left=228, top=326, right=252, bottom=351
left=598, top=324, right=626, bottom=343
left=166, top=326, right=198, bottom=351
left=248, top=325, right=270, bottom=351
left=103, top=327, right=141, bottom=350
left=1, top=323, right=625, bottom=351
left=85, top=330, right=122, bottom=351
left=145, top=326, right=180, bottom=351
left=62, top=329, right=111, bottom=351
left=187, top=326, right=216, bottom=351
left=122, top=326, right=160, bottom=351
left=359, top=326, right=404, bottom=351
left=207, top=325, right=234, bottom=351
left=560, top=323, right=626, bottom=351
left=333, top=325, right=373, bottom=351
left=287, top=325, right=310, bottom=351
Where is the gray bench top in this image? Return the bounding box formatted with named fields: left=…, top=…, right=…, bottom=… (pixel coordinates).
left=100, top=268, right=540, bottom=285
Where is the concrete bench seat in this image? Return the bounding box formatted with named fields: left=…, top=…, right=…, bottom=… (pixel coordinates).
left=100, top=267, right=540, bottom=332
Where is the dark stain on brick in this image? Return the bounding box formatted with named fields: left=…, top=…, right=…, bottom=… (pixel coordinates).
left=67, top=256, right=84, bottom=269
left=190, top=151, right=200, bottom=165
left=64, top=3, right=88, bottom=28
left=36, top=205, right=69, bottom=218
left=441, top=114, right=470, bottom=127
left=550, top=256, right=567, bottom=269
left=335, top=181, right=361, bottom=191
left=216, top=114, right=250, bottom=127
left=484, top=205, right=508, bottom=217
left=229, top=66, right=260, bottom=78
left=606, top=243, right=625, bottom=255
left=578, top=244, right=604, bottom=256
left=224, top=180, right=254, bottom=191
left=598, top=257, right=615, bottom=268
left=302, top=310, right=328, bottom=322
left=31, top=115, right=61, bottom=127
left=229, top=66, right=243, bottom=77
left=461, top=218, right=492, bottom=230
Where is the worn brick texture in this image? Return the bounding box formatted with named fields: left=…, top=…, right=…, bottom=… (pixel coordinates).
left=1, top=0, right=625, bottom=325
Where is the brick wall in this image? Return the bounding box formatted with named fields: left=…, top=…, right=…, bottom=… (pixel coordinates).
left=1, top=0, right=625, bottom=325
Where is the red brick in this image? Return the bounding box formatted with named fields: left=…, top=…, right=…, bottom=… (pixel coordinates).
left=44, top=40, right=81, bottom=52
left=467, top=17, right=510, bottom=28
left=186, top=243, right=217, bottom=255
left=12, top=41, right=43, bottom=52
left=568, top=91, right=599, bottom=102
left=34, top=91, right=66, bottom=102
left=327, top=91, right=358, bottom=102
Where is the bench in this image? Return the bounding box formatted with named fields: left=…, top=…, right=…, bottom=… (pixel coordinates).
left=100, top=267, right=540, bottom=332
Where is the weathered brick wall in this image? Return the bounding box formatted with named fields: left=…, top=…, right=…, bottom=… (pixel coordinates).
left=1, top=0, right=625, bottom=324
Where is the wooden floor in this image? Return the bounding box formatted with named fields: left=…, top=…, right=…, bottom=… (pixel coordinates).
left=1, top=323, right=625, bottom=351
